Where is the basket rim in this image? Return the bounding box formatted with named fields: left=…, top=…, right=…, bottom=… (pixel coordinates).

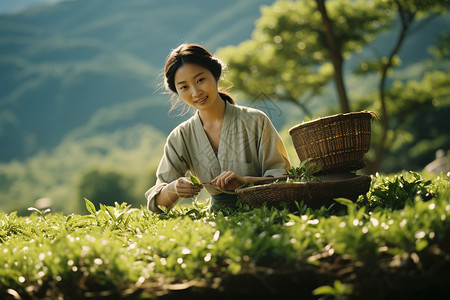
left=288, top=111, right=372, bottom=134
left=235, top=175, right=371, bottom=194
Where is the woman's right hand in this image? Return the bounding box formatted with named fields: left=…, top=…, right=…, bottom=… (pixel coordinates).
left=174, top=177, right=203, bottom=198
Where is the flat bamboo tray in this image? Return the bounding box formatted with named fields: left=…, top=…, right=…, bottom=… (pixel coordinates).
left=236, top=175, right=371, bottom=210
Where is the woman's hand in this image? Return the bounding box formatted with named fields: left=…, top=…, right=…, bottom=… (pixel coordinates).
left=211, top=171, right=246, bottom=191
left=174, top=177, right=203, bottom=198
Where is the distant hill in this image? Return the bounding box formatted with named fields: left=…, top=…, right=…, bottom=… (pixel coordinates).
left=0, top=0, right=275, bottom=161
left=0, top=0, right=448, bottom=162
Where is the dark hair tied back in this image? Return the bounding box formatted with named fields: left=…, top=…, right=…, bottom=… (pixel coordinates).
left=164, top=43, right=235, bottom=106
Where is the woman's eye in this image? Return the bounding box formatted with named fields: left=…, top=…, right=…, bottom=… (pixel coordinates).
left=198, top=78, right=205, bottom=83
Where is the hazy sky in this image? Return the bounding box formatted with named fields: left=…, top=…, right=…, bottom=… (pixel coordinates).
left=0, top=0, right=62, bottom=14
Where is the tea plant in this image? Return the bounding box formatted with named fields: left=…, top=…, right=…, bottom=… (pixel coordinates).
left=363, top=171, right=445, bottom=210
left=313, top=280, right=353, bottom=300
left=284, top=158, right=322, bottom=182
left=0, top=172, right=449, bottom=299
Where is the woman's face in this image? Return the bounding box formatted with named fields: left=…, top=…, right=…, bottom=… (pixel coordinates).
left=174, top=63, right=221, bottom=110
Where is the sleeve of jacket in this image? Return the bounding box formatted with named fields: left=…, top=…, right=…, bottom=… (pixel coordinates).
left=258, top=115, right=291, bottom=177
left=145, top=129, right=189, bottom=213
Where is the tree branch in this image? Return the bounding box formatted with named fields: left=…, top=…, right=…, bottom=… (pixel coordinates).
left=366, top=1, right=416, bottom=174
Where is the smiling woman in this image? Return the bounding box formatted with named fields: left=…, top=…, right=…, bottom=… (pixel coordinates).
left=164, top=43, right=236, bottom=113
left=174, top=64, right=223, bottom=111
left=145, top=43, right=291, bottom=213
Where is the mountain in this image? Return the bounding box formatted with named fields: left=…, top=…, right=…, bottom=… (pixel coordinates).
left=0, top=0, right=276, bottom=161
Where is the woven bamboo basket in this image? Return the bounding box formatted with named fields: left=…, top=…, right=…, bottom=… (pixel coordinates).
left=236, top=175, right=371, bottom=210
left=289, top=112, right=372, bottom=173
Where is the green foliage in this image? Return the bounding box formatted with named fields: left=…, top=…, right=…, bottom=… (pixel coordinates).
left=1, top=171, right=449, bottom=298
left=360, top=67, right=450, bottom=172
left=363, top=171, right=438, bottom=210
left=284, top=158, right=322, bottom=182
left=386, top=70, right=450, bottom=116
left=429, top=31, right=450, bottom=60
left=350, top=1, right=450, bottom=173
left=358, top=66, right=450, bottom=172
left=218, top=0, right=450, bottom=174
left=0, top=124, right=163, bottom=214
left=217, top=0, right=391, bottom=112
left=313, top=280, right=353, bottom=299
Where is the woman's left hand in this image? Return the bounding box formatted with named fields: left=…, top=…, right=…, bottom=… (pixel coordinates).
left=211, top=171, right=246, bottom=191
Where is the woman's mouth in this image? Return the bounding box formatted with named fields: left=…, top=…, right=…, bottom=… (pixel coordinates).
left=194, top=96, right=208, bottom=104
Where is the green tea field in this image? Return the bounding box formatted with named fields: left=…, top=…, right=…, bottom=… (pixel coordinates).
left=1, top=172, right=449, bottom=299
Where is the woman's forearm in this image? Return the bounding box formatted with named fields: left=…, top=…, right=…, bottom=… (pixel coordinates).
left=154, top=181, right=179, bottom=210
left=154, top=176, right=276, bottom=211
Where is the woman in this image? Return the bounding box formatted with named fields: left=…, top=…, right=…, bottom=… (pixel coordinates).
left=145, top=43, right=291, bottom=212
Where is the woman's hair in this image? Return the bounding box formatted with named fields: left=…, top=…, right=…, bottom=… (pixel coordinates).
left=164, top=43, right=235, bottom=113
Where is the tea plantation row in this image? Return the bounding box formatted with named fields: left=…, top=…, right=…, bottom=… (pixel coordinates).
left=0, top=172, right=449, bottom=299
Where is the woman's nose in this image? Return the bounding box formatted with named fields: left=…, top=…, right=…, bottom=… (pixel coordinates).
left=192, top=85, right=201, bottom=97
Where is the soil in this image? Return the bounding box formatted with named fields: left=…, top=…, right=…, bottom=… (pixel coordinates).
left=10, top=244, right=450, bottom=300
left=153, top=243, right=450, bottom=300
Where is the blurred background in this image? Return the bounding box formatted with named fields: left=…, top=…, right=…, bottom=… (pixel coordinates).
left=0, top=0, right=449, bottom=215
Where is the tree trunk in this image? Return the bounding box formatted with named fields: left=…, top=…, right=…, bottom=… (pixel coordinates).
left=315, top=0, right=350, bottom=113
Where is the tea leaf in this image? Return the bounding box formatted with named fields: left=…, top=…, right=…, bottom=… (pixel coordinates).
left=190, top=174, right=201, bottom=187
left=313, top=285, right=336, bottom=296
left=85, top=198, right=96, bottom=215
left=284, top=159, right=321, bottom=182
left=239, top=182, right=255, bottom=189
left=27, top=207, right=41, bottom=213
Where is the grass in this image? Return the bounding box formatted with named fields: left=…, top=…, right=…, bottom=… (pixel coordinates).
left=0, top=171, right=449, bottom=299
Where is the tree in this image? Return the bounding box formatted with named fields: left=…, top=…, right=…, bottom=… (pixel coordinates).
left=359, top=36, right=450, bottom=172
left=218, top=0, right=389, bottom=116
left=383, top=70, right=450, bottom=172
left=218, top=0, right=449, bottom=173
left=360, top=0, right=449, bottom=173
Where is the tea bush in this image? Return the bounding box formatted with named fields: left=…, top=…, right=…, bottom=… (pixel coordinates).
left=0, top=172, right=449, bottom=299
